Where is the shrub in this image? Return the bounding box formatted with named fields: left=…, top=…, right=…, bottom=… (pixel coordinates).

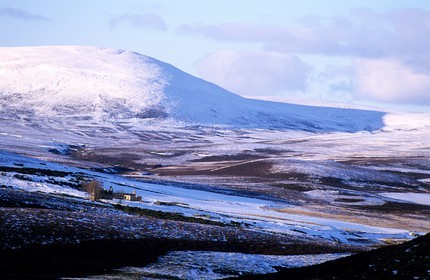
left=83, top=180, right=103, bottom=201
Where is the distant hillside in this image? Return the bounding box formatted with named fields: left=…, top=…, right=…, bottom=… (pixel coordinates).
left=0, top=46, right=386, bottom=132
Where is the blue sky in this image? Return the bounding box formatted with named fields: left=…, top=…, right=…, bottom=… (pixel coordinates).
left=2, top=0, right=430, bottom=111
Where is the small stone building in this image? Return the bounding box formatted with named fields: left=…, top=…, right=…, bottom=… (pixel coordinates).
left=113, top=190, right=142, bottom=202
left=123, top=190, right=142, bottom=201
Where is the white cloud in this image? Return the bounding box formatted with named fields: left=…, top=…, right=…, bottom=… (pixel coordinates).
left=180, top=8, right=430, bottom=60
left=196, top=50, right=312, bottom=96
left=183, top=8, right=430, bottom=107
left=355, top=58, right=430, bottom=104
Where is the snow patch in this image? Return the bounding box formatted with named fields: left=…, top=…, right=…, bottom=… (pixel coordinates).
left=97, top=251, right=349, bottom=279
left=379, top=192, right=430, bottom=206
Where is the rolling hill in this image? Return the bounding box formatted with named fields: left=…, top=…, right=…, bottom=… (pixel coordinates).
left=0, top=46, right=385, bottom=132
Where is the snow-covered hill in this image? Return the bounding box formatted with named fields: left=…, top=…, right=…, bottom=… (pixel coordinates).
left=0, top=46, right=386, bottom=132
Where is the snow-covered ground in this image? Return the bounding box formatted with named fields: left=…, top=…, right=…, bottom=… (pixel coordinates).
left=0, top=150, right=423, bottom=247
left=82, top=251, right=349, bottom=279
left=1, top=46, right=430, bottom=278
left=379, top=193, right=430, bottom=206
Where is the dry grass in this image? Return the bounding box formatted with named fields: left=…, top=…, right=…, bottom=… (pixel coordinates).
left=275, top=205, right=430, bottom=233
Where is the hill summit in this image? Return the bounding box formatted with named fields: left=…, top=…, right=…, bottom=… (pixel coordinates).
left=0, top=46, right=384, bottom=132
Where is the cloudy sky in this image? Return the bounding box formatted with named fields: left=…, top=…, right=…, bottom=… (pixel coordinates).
left=2, top=0, right=430, bottom=111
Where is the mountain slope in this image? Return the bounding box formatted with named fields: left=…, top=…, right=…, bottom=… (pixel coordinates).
left=0, top=46, right=385, bottom=132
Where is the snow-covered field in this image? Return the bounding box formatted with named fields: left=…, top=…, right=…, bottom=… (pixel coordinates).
left=1, top=46, right=430, bottom=278
left=1, top=149, right=425, bottom=248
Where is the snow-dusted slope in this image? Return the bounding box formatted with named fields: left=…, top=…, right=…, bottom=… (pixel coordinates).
left=0, top=46, right=385, bottom=132
left=0, top=46, right=171, bottom=121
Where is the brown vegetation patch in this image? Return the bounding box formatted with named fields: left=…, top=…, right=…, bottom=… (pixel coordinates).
left=192, top=153, right=265, bottom=162
left=154, top=160, right=275, bottom=178
left=334, top=198, right=365, bottom=203
left=270, top=182, right=313, bottom=192
left=72, top=148, right=147, bottom=170
left=357, top=201, right=430, bottom=212
left=275, top=205, right=430, bottom=233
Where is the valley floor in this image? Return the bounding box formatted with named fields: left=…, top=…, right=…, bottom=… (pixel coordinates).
left=0, top=120, right=429, bottom=278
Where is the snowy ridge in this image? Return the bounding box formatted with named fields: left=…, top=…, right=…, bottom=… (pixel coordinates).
left=0, top=45, right=388, bottom=132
